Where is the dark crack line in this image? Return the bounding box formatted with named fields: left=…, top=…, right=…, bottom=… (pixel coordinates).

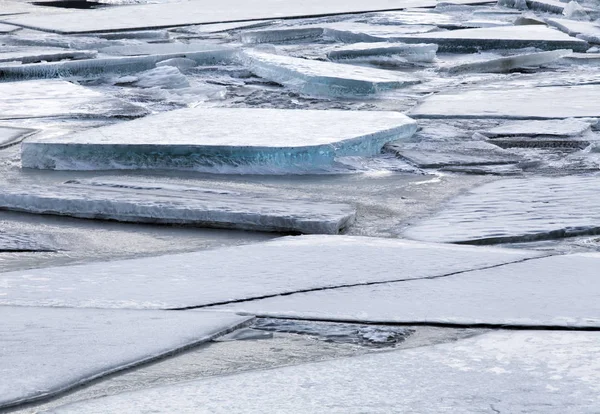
left=169, top=253, right=554, bottom=311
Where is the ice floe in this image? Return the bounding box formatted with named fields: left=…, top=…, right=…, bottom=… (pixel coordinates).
left=0, top=231, right=56, bottom=252
left=242, top=50, right=420, bottom=96
left=546, top=17, right=600, bottom=43
left=0, top=48, right=97, bottom=64
left=21, top=107, right=417, bottom=172
left=217, top=253, right=600, bottom=328
left=411, top=84, right=600, bottom=118
left=0, top=22, right=20, bottom=33
left=0, top=306, right=250, bottom=409
left=327, top=42, right=438, bottom=63
left=0, top=126, right=36, bottom=148
left=46, top=331, right=600, bottom=413
left=403, top=175, right=600, bottom=243
left=445, top=48, right=571, bottom=73
left=0, top=235, right=540, bottom=309
left=483, top=118, right=594, bottom=136
left=0, top=179, right=356, bottom=234
left=0, top=79, right=146, bottom=119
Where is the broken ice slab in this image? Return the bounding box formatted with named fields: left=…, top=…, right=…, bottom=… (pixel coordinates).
left=358, top=10, right=461, bottom=28
left=489, top=136, right=591, bottom=149
left=445, top=49, right=572, bottom=73
left=0, top=306, right=250, bottom=409
left=440, top=163, right=523, bottom=175
left=0, top=235, right=540, bottom=309
left=22, top=107, right=417, bottom=173
left=0, top=47, right=236, bottom=80
left=410, top=84, right=600, bottom=119
left=0, top=126, right=36, bottom=148
left=99, top=42, right=233, bottom=56
left=403, top=176, right=600, bottom=244
left=484, top=118, right=594, bottom=137
left=0, top=79, right=146, bottom=119
left=0, top=22, right=19, bottom=33
left=0, top=48, right=97, bottom=64
left=47, top=331, right=600, bottom=413
left=171, top=20, right=275, bottom=36
left=0, top=231, right=56, bottom=252
left=0, top=180, right=356, bottom=234
left=242, top=50, right=420, bottom=96
left=386, top=140, right=522, bottom=168
left=397, top=25, right=589, bottom=52
left=546, top=18, right=600, bottom=44
left=217, top=253, right=600, bottom=328
left=0, top=0, right=493, bottom=34
left=327, top=42, right=438, bottom=63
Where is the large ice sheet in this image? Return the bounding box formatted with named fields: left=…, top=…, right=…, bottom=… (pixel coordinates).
left=0, top=235, right=539, bottom=309
left=1, top=0, right=494, bottom=34
left=0, top=126, right=36, bottom=148
left=47, top=331, right=600, bottom=413
left=483, top=118, right=593, bottom=137
left=445, top=49, right=571, bottom=73
left=21, top=107, right=417, bottom=172
left=0, top=180, right=356, bottom=234
left=217, top=253, right=600, bottom=328
left=397, top=25, right=589, bottom=52
left=0, top=79, right=146, bottom=119
left=242, top=50, right=420, bottom=96
left=0, top=307, right=250, bottom=409
left=403, top=176, right=600, bottom=244
left=411, top=84, right=600, bottom=119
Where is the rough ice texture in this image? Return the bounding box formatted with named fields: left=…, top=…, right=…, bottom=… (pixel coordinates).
left=0, top=307, right=251, bottom=409
left=47, top=331, right=600, bottom=413
left=0, top=235, right=539, bottom=310
left=484, top=118, right=593, bottom=137
left=327, top=42, right=438, bottom=63
left=242, top=50, right=420, bottom=96
left=403, top=176, right=600, bottom=244
left=217, top=253, right=600, bottom=328
left=0, top=79, right=146, bottom=119
left=0, top=0, right=492, bottom=34
left=546, top=17, right=600, bottom=43
left=0, top=48, right=236, bottom=80
left=411, top=84, right=600, bottom=119
left=0, top=180, right=356, bottom=234
left=386, top=140, right=522, bottom=167
left=445, top=49, right=572, bottom=73
left=526, top=0, right=566, bottom=13
left=397, top=25, right=589, bottom=52
left=0, top=49, right=97, bottom=64
left=359, top=10, right=460, bottom=27
left=21, top=107, right=417, bottom=173
left=0, top=231, right=56, bottom=252
left=0, top=126, right=36, bottom=148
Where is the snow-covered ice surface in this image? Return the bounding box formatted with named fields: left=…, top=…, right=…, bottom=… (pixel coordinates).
left=327, top=42, right=438, bottom=63
left=546, top=17, right=600, bottom=43
left=0, top=48, right=97, bottom=64
left=21, top=107, right=417, bottom=172
left=411, top=84, right=600, bottom=119
left=0, top=126, right=36, bottom=148
left=0, top=231, right=56, bottom=252
left=242, top=50, right=420, bottom=96
left=0, top=79, right=146, bottom=119
left=0, top=180, right=356, bottom=234
left=483, top=118, right=594, bottom=137
left=445, top=49, right=572, bottom=73
left=0, top=0, right=495, bottom=34
left=46, top=331, right=600, bottom=414
left=217, top=253, right=600, bottom=328
left=403, top=176, right=600, bottom=244
left=0, top=306, right=251, bottom=409
left=0, top=22, right=19, bottom=33
left=0, top=235, right=540, bottom=309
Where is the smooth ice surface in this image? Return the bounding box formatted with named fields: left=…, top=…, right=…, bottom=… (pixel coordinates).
left=21, top=107, right=417, bottom=172
left=398, top=25, right=589, bottom=51
left=242, top=50, right=420, bottom=96
left=446, top=49, right=571, bottom=73
left=386, top=141, right=521, bottom=167
left=0, top=126, right=35, bottom=148
left=218, top=253, right=600, bottom=328
left=0, top=235, right=539, bottom=309
left=1, top=0, right=494, bottom=34
left=546, top=17, right=600, bottom=43
left=0, top=306, right=250, bottom=409
left=0, top=22, right=19, bottom=33
left=0, top=180, right=356, bottom=234
left=403, top=176, right=600, bottom=243
left=47, top=331, right=600, bottom=413
left=0, top=49, right=97, bottom=64
left=411, top=84, right=600, bottom=119
left=327, top=42, right=438, bottom=62
left=0, top=79, right=145, bottom=119
left=100, top=43, right=234, bottom=56
left=484, top=118, right=593, bottom=137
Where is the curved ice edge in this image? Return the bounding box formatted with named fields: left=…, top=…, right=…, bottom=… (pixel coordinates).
left=0, top=314, right=253, bottom=410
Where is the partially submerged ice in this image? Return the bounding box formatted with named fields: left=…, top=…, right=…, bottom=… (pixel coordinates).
left=403, top=176, right=600, bottom=244
left=0, top=126, right=36, bottom=148
left=217, top=253, right=600, bottom=328
left=0, top=306, right=250, bottom=409
left=411, top=84, right=600, bottom=119
left=0, top=79, right=146, bottom=119
left=327, top=42, right=438, bottom=63
left=21, top=107, right=417, bottom=173
left=445, top=49, right=572, bottom=73
left=0, top=179, right=356, bottom=234
left=0, top=235, right=540, bottom=310
left=241, top=50, right=420, bottom=96
left=47, top=331, right=600, bottom=413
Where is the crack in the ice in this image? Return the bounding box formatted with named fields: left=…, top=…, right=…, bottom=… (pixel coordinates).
left=490, top=403, right=501, bottom=413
